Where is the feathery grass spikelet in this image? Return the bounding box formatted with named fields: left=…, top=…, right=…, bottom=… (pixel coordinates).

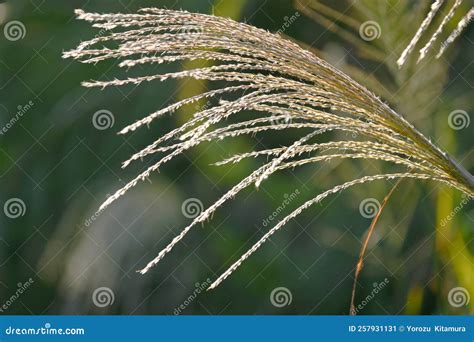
left=397, top=0, right=473, bottom=67
left=417, top=0, right=463, bottom=63
left=397, top=0, right=445, bottom=67
left=64, top=8, right=474, bottom=288
left=436, top=7, right=474, bottom=58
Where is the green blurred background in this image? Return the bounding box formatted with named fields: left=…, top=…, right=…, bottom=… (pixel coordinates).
left=0, top=0, right=472, bottom=315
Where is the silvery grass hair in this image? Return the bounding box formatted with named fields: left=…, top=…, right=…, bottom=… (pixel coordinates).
left=397, top=0, right=474, bottom=68
left=64, top=8, right=474, bottom=290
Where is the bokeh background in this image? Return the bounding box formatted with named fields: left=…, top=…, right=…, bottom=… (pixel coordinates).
left=0, top=0, right=472, bottom=315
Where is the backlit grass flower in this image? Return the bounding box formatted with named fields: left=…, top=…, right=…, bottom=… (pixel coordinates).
left=64, top=8, right=473, bottom=289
